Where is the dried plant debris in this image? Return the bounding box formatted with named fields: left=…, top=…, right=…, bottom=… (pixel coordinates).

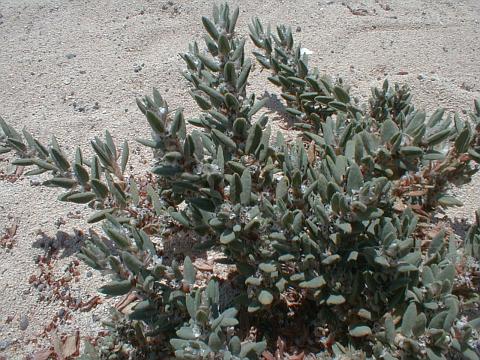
left=0, top=162, right=24, bottom=182
left=1, top=218, right=18, bottom=249
left=29, top=255, right=102, bottom=312
left=31, top=330, right=80, bottom=360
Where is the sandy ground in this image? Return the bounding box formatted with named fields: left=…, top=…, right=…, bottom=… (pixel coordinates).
left=0, top=0, right=479, bottom=358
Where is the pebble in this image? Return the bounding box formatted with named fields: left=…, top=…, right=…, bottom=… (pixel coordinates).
left=417, top=73, right=427, bottom=80
left=73, top=101, right=86, bottom=112
left=65, top=53, right=76, bottom=59
left=29, top=177, right=42, bottom=186
left=86, top=271, right=93, bottom=278
left=133, top=62, right=145, bottom=72
left=0, top=339, right=11, bottom=351
left=19, top=315, right=29, bottom=331
left=461, top=82, right=474, bottom=92
left=54, top=217, right=66, bottom=228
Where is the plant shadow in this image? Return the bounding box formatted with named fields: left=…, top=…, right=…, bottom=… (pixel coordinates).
left=258, top=91, right=295, bottom=128
left=32, top=229, right=87, bottom=259
left=448, top=217, right=470, bottom=239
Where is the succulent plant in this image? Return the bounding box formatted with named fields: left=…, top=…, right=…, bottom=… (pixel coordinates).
left=171, top=280, right=266, bottom=359
left=466, top=210, right=480, bottom=260
left=180, top=3, right=267, bottom=158
left=0, top=117, right=138, bottom=218
left=249, top=19, right=480, bottom=211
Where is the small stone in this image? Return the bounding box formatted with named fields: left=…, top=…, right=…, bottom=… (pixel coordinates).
left=30, top=177, right=42, bottom=186
left=461, top=82, right=474, bottom=92
left=348, top=6, right=369, bottom=16
left=65, top=53, right=76, bottom=59
left=296, top=26, right=301, bottom=32
left=19, top=315, right=29, bottom=331
left=54, top=217, right=66, bottom=228
left=63, top=78, right=71, bottom=85
left=0, top=339, right=11, bottom=351
left=79, top=70, right=86, bottom=74
left=417, top=73, right=427, bottom=80
left=57, top=309, right=66, bottom=318
left=86, top=271, right=93, bottom=278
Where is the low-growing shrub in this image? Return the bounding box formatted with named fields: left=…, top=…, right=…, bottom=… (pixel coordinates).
left=1, top=3, right=479, bottom=359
